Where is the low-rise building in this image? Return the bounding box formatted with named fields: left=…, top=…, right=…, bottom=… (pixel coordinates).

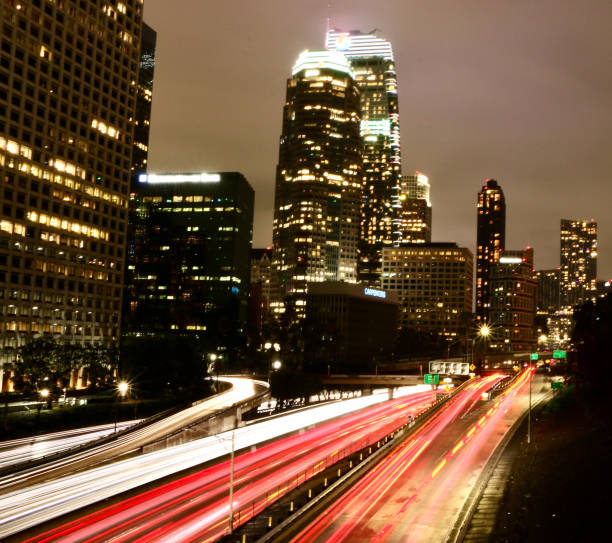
left=305, top=282, right=398, bottom=372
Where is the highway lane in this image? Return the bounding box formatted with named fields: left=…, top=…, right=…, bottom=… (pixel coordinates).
left=22, top=389, right=437, bottom=543
left=0, top=376, right=267, bottom=492
left=292, top=370, right=544, bottom=543
left=0, top=384, right=432, bottom=539
left=0, top=421, right=139, bottom=470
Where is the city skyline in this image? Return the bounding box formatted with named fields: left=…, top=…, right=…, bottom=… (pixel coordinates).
left=143, top=0, right=612, bottom=277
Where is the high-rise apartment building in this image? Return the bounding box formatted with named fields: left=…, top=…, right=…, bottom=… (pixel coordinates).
left=535, top=268, right=560, bottom=315
left=560, top=219, right=597, bottom=308
left=125, top=172, right=254, bottom=350
left=488, top=248, right=537, bottom=352
left=397, top=172, right=431, bottom=244
left=131, top=22, right=156, bottom=190
left=326, top=29, right=401, bottom=286
left=271, top=50, right=362, bottom=315
left=381, top=243, right=473, bottom=338
left=476, top=179, right=506, bottom=321
left=0, top=0, right=144, bottom=386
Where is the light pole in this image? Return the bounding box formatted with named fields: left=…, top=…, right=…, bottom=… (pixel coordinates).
left=115, top=381, right=129, bottom=432
left=527, top=365, right=533, bottom=444
left=228, top=429, right=235, bottom=534
left=472, top=324, right=490, bottom=370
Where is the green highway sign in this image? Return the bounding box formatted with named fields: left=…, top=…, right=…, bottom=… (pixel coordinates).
left=530, top=353, right=539, bottom=360
left=553, top=350, right=567, bottom=359
left=424, top=374, right=439, bottom=385
left=551, top=381, right=563, bottom=389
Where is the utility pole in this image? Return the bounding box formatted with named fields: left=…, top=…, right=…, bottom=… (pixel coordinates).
left=527, top=366, right=533, bottom=444
left=228, top=430, right=235, bottom=534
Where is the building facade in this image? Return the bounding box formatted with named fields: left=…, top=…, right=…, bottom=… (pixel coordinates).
left=535, top=268, right=560, bottom=315
left=381, top=243, right=473, bottom=339
left=397, top=172, right=431, bottom=244
left=0, top=0, right=145, bottom=387
left=476, top=179, right=506, bottom=321
left=305, top=281, right=398, bottom=372
left=488, top=248, right=537, bottom=352
left=130, top=22, right=155, bottom=190
left=560, top=219, right=597, bottom=309
left=271, top=50, right=362, bottom=316
left=125, top=172, right=254, bottom=354
left=248, top=247, right=272, bottom=335
left=326, top=29, right=401, bottom=286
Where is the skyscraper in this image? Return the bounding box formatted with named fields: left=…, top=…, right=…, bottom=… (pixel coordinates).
left=131, top=23, right=156, bottom=190
left=326, top=29, right=401, bottom=286
left=397, top=172, right=432, bottom=244
left=488, top=248, right=537, bottom=352
left=381, top=243, right=473, bottom=338
left=125, top=172, right=254, bottom=351
left=476, top=179, right=506, bottom=321
left=271, top=50, right=362, bottom=316
left=0, top=1, right=144, bottom=387
left=560, top=219, right=597, bottom=308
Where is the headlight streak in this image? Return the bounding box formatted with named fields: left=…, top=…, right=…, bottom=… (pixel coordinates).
left=290, top=375, right=505, bottom=543
left=15, top=387, right=434, bottom=542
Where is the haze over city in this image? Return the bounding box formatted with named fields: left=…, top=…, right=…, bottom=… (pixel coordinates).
left=144, top=0, right=612, bottom=276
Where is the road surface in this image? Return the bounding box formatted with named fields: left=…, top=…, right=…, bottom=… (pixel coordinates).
left=292, top=370, right=545, bottom=543
left=0, top=421, right=139, bottom=470
left=0, top=384, right=432, bottom=539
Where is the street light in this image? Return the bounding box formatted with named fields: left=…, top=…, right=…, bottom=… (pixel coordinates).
left=272, top=360, right=282, bottom=371
left=471, top=324, right=491, bottom=369
left=115, top=381, right=130, bottom=432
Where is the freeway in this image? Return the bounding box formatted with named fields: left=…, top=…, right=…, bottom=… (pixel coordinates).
left=0, top=376, right=266, bottom=492
left=291, top=370, right=543, bottom=543
left=0, top=421, right=139, bottom=470
left=0, top=384, right=432, bottom=539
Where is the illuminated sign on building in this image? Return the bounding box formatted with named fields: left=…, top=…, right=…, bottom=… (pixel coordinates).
left=499, top=256, right=523, bottom=264
left=139, top=173, right=221, bottom=184
left=364, top=287, right=386, bottom=299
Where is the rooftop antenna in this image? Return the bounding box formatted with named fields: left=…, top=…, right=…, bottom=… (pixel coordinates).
left=326, top=0, right=332, bottom=35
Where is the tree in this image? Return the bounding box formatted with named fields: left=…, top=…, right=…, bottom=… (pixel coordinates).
left=14, top=337, right=58, bottom=392
left=571, top=293, right=612, bottom=394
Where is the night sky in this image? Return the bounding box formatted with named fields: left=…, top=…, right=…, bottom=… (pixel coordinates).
left=143, top=0, right=612, bottom=278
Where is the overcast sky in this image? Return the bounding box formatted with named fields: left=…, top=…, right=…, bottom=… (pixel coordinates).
left=143, top=0, right=612, bottom=278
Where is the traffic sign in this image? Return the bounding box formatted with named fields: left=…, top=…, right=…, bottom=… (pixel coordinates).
left=530, top=353, right=538, bottom=360
left=553, top=350, right=567, bottom=359
left=424, top=374, right=439, bottom=385
left=551, top=381, right=563, bottom=389
left=469, top=364, right=475, bottom=371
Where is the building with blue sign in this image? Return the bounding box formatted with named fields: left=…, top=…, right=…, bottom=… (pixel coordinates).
left=305, top=282, right=398, bottom=372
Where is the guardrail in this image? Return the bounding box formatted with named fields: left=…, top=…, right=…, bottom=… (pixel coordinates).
left=446, top=374, right=552, bottom=543
left=237, top=378, right=478, bottom=542
left=0, top=379, right=256, bottom=478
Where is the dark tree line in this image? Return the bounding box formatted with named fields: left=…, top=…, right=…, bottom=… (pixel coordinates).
left=13, top=337, right=118, bottom=392
left=571, top=293, right=612, bottom=394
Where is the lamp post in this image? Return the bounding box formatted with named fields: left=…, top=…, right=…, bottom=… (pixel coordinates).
left=527, top=365, right=533, bottom=444
left=228, top=429, right=235, bottom=534
left=208, top=353, right=218, bottom=391
left=115, top=381, right=129, bottom=432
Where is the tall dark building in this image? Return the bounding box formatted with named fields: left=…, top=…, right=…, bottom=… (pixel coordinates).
left=271, top=50, right=362, bottom=317
left=131, top=23, right=156, bottom=190
left=560, top=219, right=597, bottom=309
left=125, top=173, right=254, bottom=355
left=488, top=248, right=537, bottom=352
left=326, top=29, right=401, bottom=286
left=476, top=179, right=506, bottom=321
left=0, top=0, right=144, bottom=388
left=536, top=268, right=560, bottom=314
